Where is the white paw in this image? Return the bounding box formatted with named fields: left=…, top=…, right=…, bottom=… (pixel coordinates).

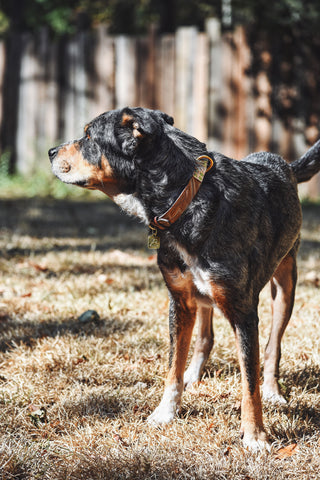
left=262, top=385, right=287, bottom=405
left=147, top=404, right=176, bottom=426
left=242, top=432, right=271, bottom=453
left=184, top=368, right=201, bottom=390
left=184, top=356, right=205, bottom=390
left=147, top=384, right=181, bottom=426
left=243, top=437, right=271, bottom=453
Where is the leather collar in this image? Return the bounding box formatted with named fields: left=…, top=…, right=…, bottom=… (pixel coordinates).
left=150, top=154, right=214, bottom=231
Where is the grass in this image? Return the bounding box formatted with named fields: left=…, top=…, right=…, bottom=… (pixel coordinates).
left=0, top=192, right=319, bottom=479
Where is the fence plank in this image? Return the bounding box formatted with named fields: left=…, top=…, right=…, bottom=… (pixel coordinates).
left=206, top=18, right=222, bottom=152
left=157, top=34, right=175, bottom=119
left=115, top=35, right=137, bottom=108
left=0, top=24, right=319, bottom=197
left=91, top=26, right=115, bottom=117
left=175, top=26, right=198, bottom=134
left=16, top=34, right=39, bottom=174
left=193, top=32, right=209, bottom=143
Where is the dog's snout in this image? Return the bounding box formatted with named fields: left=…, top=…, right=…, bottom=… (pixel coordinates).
left=48, top=146, right=59, bottom=163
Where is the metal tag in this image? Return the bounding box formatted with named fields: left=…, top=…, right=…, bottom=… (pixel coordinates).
left=193, top=159, right=208, bottom=182
left=148, top=233, right=160, bottom=249
left=148, top=226, right=160, bottom=249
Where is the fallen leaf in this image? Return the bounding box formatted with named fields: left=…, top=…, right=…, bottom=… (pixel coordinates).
left=73, top=355, right=88, bottom=366
left=208, top=422, right=215, bottom=431
left=140, top=354, right=161, bottom=363
left=113, top=433, right=129, bottom=447
left=274, top=443, right=299, bottom=459
left=29, top=262, right=48, bottom=272
left=224, top=446, right=232, bottom=456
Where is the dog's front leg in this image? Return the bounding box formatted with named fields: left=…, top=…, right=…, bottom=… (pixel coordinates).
left=184, top=304, right=214, bottom=389
left=234, top=313, right=270, bottom=452
left=148, top=267, right=197, bottom=425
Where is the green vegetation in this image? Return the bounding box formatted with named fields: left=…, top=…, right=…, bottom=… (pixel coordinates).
left=0, top=171, right=104, bottom=200
left=1, top=0, right=320, bottom=36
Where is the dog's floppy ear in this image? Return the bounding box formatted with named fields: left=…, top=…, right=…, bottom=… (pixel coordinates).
left=120, top=108, right=156, bottom=155
left=120, top=107, right=174, bottom=156
left=121, top=111, right=144, bottom=139
left=120, top=109, right=146, bottom=155
left=156, top=111, right=174, bottom=126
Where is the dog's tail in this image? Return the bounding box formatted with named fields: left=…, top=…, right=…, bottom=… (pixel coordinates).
left=290, top=139, right=320, bottom=183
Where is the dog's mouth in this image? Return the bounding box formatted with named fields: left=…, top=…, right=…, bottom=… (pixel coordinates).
left=49, top=142, right=122, bottom=198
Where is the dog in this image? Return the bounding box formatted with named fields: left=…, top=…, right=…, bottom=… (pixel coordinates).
left=49, top=107, right=320, bottom=451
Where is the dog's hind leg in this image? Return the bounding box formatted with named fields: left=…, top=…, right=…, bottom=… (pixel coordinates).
left=148, top=266, right=197, bottom=425
left=263, top=251, right=297, bottom=404
left=184, top=304, right=214, bottom=389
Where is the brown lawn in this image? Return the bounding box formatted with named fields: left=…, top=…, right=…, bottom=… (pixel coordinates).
left=0, top=197, right=319, bottom=479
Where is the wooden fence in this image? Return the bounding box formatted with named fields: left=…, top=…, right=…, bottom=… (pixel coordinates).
left=0, top=19, right=319, bottom=196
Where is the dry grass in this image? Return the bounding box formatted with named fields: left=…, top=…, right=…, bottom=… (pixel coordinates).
left=0, top=197, right=320, bottom=479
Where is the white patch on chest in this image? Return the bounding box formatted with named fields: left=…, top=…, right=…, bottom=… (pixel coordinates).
left=174, top=243, right=212, bottom=297
left=113, top=193, right=149, bottom=224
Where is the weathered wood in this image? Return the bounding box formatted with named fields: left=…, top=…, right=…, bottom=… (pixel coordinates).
left=16, top=33, right=39, bottom=174
left=0, top=24, right=319, bottom=197
left=175, top=26, right=198, bottom=134
left=90, top=26, right=115, bottom=117
left=193, top=32, right=209, bottom=143
left=115, top=35, right=137, bottom=108
left=157, top=34, right=175, bottom=119
left=220, top=31, right=234, bottom=158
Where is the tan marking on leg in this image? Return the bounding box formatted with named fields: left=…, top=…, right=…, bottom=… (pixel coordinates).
left=184, top=305, right=213, bottom=388
left=148, top=268, right=197, bottom=425
left=235, top=330, right=269, bottom=450
left=263, top=254, right=297, bottom=403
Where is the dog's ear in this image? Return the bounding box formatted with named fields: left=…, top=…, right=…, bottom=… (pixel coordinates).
left=156, top=111, right=174, bottom=126
left=120, top=109, right=146, bottom=155
left=120, top=107, right=174, bottom=156
left=121, top=111, right=144, bottom=139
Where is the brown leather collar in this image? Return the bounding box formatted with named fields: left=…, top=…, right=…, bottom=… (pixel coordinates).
left=150, top=155, right=214, bottom=231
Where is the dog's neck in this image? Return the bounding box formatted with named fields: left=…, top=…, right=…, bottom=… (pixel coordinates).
left=112, top=155, right=212, bottom=229
left=112, top=192, right=149, bottom=224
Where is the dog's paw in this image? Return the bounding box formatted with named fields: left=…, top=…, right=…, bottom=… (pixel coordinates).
left=262, top=385, right=287, bottom=405
left=184, top=367, right=201, bottom=390
left=242, top=430, right=271, bottom=453
left=147, top=405, right=176, bottom=426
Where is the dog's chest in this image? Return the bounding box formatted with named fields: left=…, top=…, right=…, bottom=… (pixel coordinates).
left=113, top=193, right=149, bottom=224
left=174, top=243, right=212, bottom=297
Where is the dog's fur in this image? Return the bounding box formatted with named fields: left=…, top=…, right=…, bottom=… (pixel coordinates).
left=49, top=107, right=320, bottom=451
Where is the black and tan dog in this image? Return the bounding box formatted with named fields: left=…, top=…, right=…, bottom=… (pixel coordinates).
left=49, top=107, right=320, bottom=451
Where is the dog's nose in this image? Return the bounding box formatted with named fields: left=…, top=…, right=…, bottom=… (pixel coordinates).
left=48, top=146, right=59, bottom=163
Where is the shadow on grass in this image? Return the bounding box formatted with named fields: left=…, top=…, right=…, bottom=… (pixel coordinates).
left=282, top=363, right=320, bottom=394
left=1, top=198, right=320, bottom=253
left=0, top=313, right=144, bottom=353
left=0, top=197, right=146, bottom=255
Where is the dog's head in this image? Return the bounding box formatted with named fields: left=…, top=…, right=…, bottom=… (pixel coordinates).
left=48, top=107, right=174, bottom=198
